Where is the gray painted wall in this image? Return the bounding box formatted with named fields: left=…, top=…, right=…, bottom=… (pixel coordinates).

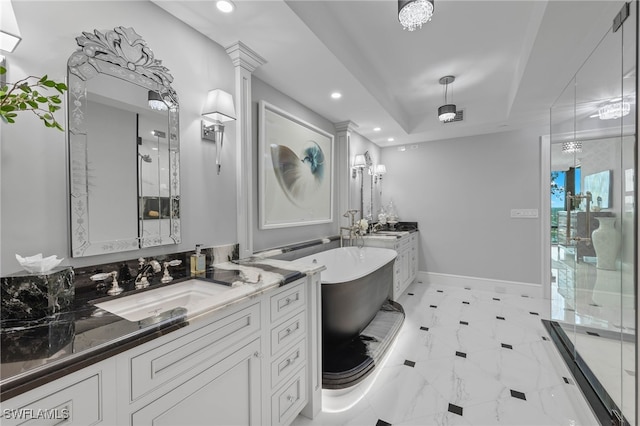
left=251, top=77, right=340, bottom=252
left=381, top=126, right=546, bottom=286
left=1, top=1, right=237, bottom=274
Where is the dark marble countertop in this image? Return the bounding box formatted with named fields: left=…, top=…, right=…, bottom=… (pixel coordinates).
left=364, top=222, right=419, bottom=240
left=0, top=257, right=323, bottom=401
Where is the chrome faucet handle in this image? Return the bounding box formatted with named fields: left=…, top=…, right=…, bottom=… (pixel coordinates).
left=161, top=259, right=182, bottom=283
left=90, top=272, right=111, bottom=282
left=90, top=271, right=122, bottom=295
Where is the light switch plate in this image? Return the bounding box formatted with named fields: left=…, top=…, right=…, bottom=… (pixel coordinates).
left=511, top=208, right=539, bottom=218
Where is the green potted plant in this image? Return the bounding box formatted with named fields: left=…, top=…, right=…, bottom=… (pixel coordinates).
left=0, top=66, right=67, bottom=130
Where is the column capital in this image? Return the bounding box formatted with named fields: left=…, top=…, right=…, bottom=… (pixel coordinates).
left=334, top=120, right=359, bottom=133
left=225, top=41, right=267, bottom=73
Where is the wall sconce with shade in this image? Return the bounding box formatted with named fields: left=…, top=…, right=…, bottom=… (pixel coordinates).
left=374, top=164, right=386, bottom=184
left=0, top=0, right=22, bottom=53
left=351, top=154, right=367, bottom=179
left=201, top=89, right=236, bottom=175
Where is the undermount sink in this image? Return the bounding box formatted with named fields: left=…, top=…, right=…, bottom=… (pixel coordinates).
left=94, top=279, right=232, bottom=322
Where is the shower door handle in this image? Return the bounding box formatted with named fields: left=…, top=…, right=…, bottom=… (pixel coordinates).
left=566, top=192, right=592, bottom=244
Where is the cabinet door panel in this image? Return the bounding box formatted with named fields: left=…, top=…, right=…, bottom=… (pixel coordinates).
left=1, top=360, right=115, bottom=426
left=130, top=302, right=260, bottom=401
left=132, top=338, right=262, bottom=426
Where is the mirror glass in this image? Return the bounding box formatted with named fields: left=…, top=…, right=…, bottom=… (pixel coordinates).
left=67, top=27, right=180, bottom=257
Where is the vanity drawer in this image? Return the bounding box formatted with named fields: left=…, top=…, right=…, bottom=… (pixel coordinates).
left=271, top=338, right=306, bottom=389
left=271, top=311, right=306, bottom=356
left=398, top=235, right=412, bottom=249
left=130, top=302, right=260, bottom=401
left=270, top=279, right=306, bottom=324
left=271, top=366, right=307, bottom=426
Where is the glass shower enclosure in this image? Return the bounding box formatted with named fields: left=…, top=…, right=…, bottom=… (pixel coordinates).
left=548, top=2, right=636, bottom=425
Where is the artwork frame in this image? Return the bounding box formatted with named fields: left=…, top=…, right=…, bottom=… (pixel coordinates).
left=259, top=100, right=334, bottom=229
left=584, top=169, right=612, bottom=209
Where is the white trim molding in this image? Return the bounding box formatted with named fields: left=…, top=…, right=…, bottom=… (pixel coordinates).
left=334, top=121, right=358, bottom=229
left=417, top=271, right=544, bottom=299
left=226, top=41, right=266, bottom=259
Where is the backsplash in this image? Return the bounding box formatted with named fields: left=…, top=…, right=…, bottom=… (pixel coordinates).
left=1, top=243, right=240, bottom=313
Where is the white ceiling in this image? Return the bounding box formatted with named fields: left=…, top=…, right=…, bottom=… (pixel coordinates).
left=152, top=0, right=627, bottom=148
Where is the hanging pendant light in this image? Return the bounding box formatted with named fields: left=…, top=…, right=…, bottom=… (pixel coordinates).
left=438, top=75, right=457, bottom=122
left=398, top=0, right=434, bottom=32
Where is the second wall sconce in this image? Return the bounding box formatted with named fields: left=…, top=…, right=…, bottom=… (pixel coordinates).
left=202, top=89, right=236, bottom=175
left=374, top=164, right=386, bottom=183
left=351, top=154, right=367, bottom=179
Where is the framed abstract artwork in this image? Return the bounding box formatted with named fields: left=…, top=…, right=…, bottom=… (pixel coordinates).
left=258, top=101, right=334, bottom=229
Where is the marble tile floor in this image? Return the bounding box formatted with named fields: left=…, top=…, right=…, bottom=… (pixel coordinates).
left=292, top=282, right=600, bottom=426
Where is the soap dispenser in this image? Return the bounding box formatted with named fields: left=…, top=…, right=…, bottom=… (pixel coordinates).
left=190, top=244, right=206, bottom=276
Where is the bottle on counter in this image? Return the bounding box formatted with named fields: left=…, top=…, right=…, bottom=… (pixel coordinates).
left=190, top=244, right=206, bottom=276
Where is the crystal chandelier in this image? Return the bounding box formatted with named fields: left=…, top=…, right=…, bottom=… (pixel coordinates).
left=438, top=75, right=457, bottom=122
left=598, top=101, right=630, bottom=120
left=562, top=141, right=582, bottom=153
left=398, top=0, right=434, bottom=32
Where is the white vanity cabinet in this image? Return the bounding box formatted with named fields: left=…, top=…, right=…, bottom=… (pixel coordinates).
left=129, top=337, right=263, bottom=425
left=0, top=358, right=117, bottom=426
left=1, top=273, right=322, bottom=426
left=364, top=232, right=419, bottom=300
left=120, top=300, right=264, bottom=425
left=266, top=280, right=308, bottom=426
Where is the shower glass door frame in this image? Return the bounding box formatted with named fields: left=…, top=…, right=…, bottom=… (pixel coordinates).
left=544, top=2, right=637, bottom=425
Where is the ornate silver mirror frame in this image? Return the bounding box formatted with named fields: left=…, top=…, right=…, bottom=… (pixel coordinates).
left=67, top=26, right=180, bottom=257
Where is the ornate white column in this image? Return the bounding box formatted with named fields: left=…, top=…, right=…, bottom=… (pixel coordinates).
left=226, top=42, right=266, bottom=259
left=334, top=121, right=359, bottom=229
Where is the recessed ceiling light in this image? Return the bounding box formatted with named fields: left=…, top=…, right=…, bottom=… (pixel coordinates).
left=387, top=137, right=394, bottom=142
left=398, top=146, right=406, bottom=152
left=331, top=92, right=342, bottom=99
left=373, top=127, right=381, bottom=132
left=216, top=0, right=235, bottom=13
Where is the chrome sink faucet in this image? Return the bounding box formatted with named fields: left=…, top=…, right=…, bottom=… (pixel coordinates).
left=135, top=257, right=161, bottom=289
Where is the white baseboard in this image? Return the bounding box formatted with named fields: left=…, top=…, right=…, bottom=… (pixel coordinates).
left=416, top=271, right=544, bottom=299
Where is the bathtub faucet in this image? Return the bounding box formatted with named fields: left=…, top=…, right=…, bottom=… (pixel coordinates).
left=340, top=210, right=360, bottom=247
